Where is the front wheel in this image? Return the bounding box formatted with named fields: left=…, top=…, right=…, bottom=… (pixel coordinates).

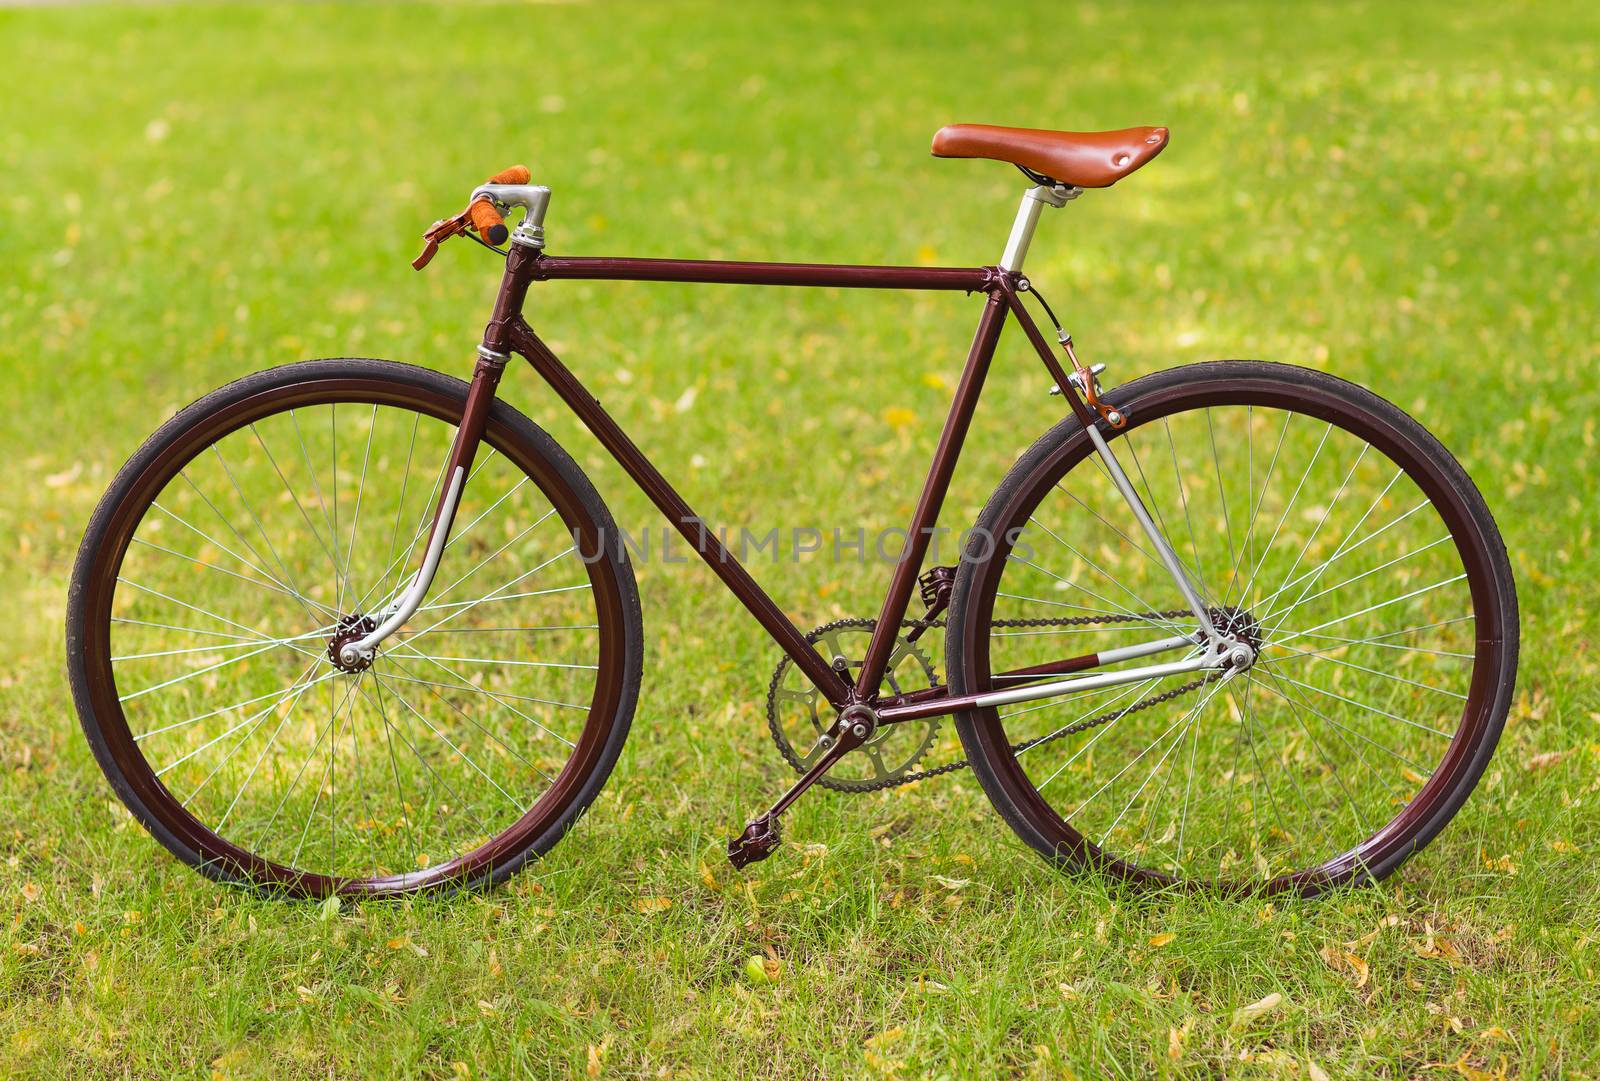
left=67, top=359, right=643, bottom=897
left=947, top=361, right=1517, bottom=895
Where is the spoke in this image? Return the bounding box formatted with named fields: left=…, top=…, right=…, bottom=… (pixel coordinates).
left=153, top=660, right=321, bottom=778
left=1270, top=575, right=1468, bottom=648
left=422, top=508, right=558, bottom=608
left=1257, top=666, right=1374, bottom=837
left=402, top=548, right=581, bottom=640
left=1068, top=678, right=1232, bottom=823
left=186, top=662, right=321, bottom=805
left=1258, top=666, right=1398, bottom=821
left=357, top=448, right=502, bottom=614
left=1163, top=415, right=1208, bottom=605
left=133, top=671, right=341, bottom=741
left=444, top=473, right=531, bottom=555
left=1246, top=672, right=1430, bottom=773
left=208, top=442, right=329, bottom=625
left=1117, top=430, right=1214, bottom=605
left=1206, top=408, right=1237, bottom=577
left=381, top=412, right=423, bottom=601
left=215, top=670, right=324, bottom=830
left=1018, top=525, right=1189, bottom=635
left=364, top=676, right=421, bottom=871
left=256, top=677, right=353, bottom=851
left=1255, top=497, right=1432, bottom=617
left=330, top=402, right=341, bottom=610
left=250, top=421, right=344, bottom=581
left=113, top=626, right=329, bottom=662
left=342, top=403, right=379, bottom=612
left=1048, top=481, right=1171, bottom=584
left=112, top=616, right=273, bottom=644
left=291, top=675, right=361, bottom=869
left=1219, top=409, right=1292, bottom=605
left=379, top=668, right=527, bottom=812
left=1173, top=686, right=1204, bottom=870
left=118, top=636, right=310, bottom=703
left=377, top=654, right=557, bottom=784
left=1101, top=683, right=1214, bottom=844
left=374, top=667, right=589, bottom=716
left=1260, top=534, right=1454, bottom=634
left=1258, top=643, right=1468, bottom=700
left=383, top=645, right=581, bottom=746
left=414, top=654, right=597, bottom=672
left=1229, top=422, right=1336, bottom=608
left=129, top=537, right=321, bottom=607
left=289, top=408, right=345, bottom=588
left=1251, top=475, right=1414, bottom=623
left=363, top=674, right=499, bottom=841
left=1265, top=670, right=1454, bottom=740
left=152, top=495, right=335, bottom=618
left=1276, top=624, right=1474, bottom=659
left=1029, top=676, right=1166, bottom=790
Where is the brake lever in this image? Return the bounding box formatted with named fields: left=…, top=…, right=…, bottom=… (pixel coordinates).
left=412, top=210, right=472, bottom=270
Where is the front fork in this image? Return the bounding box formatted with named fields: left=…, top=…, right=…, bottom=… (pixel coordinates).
left=339, top=240, right=539, bottom=667
left=337, top=350, right=507, bottom=668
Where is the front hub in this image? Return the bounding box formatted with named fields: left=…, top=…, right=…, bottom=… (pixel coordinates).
left=327, top=613, right=378, bottom=673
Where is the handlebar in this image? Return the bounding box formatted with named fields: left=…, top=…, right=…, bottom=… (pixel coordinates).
left=413, top=165, right=541, bottom=270
left=468, top=165, right=531, bottom=246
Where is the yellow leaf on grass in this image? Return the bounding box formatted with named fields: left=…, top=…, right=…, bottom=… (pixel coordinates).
left=634, top=896, right=672, bottom=914
left=1148, top=932, right=1176, bottom=947
left=865, top=1027, right=905, bottom=1048
left=1230, top=992, right=1284, bottom=1031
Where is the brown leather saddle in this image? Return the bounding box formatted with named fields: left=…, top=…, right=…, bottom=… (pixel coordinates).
left=931, top=124, right=1169, bottom=188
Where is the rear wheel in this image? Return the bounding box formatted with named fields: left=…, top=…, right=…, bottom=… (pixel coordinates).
left=947, top=361, right=1517, bottom=895
left=67, top=359, right=642, bottom=897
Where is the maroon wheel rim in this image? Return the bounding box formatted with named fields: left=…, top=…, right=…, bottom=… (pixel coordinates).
left=79, top=374, right=631, bottom=896
left=953, top=370, right=1511, bottom=895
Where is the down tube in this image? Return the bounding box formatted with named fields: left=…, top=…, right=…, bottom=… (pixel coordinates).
left=853, top=288, right=1009, bottom=698
left=506, top=320, right=855, bottom=708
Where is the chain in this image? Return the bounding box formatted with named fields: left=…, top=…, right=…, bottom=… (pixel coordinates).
left=767, top=608, right=1214, bottom=792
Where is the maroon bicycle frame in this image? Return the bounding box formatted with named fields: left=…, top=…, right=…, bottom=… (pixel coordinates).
left=448, top=242, right=1100, bottom=722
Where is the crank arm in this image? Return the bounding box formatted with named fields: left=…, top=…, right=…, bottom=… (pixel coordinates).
left=728, top=707, right=873, bottom=869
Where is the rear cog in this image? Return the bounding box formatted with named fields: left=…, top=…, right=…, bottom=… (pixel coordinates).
left=766, top=618, right=941, bottom=792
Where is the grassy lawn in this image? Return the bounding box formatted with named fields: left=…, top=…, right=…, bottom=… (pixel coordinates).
left=2, top=1, right=1598, bottom=1077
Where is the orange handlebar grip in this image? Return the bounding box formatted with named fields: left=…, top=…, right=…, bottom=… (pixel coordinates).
left=468, top=198, right=509, bottom=246
left=487, top=165, right=531, bottom=185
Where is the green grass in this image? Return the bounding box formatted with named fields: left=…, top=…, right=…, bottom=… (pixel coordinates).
left=3, top=1, right=1599, bottom=1077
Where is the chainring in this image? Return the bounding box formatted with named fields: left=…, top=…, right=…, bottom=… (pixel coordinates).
left=765, top=619, right=942, bottom=792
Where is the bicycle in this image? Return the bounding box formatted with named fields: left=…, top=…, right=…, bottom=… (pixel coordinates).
left=66, top=124, right=1519, bottom=899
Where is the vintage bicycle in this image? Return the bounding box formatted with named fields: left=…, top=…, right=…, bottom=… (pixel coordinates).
left=67, top=124, right=1518, bottom=898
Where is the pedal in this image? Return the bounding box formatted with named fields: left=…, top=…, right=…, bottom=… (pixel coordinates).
left=727, top=813, right=782, bottom=869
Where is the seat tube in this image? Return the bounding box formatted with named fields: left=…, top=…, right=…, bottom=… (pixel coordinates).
left=853, top=288, right=1009, bottom=698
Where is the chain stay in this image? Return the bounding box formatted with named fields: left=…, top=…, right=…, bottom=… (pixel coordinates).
left=766, top=608, right=1207, bottom=792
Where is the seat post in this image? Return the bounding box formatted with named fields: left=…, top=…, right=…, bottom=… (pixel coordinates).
left=999, top=183, right=1079, bottom=272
